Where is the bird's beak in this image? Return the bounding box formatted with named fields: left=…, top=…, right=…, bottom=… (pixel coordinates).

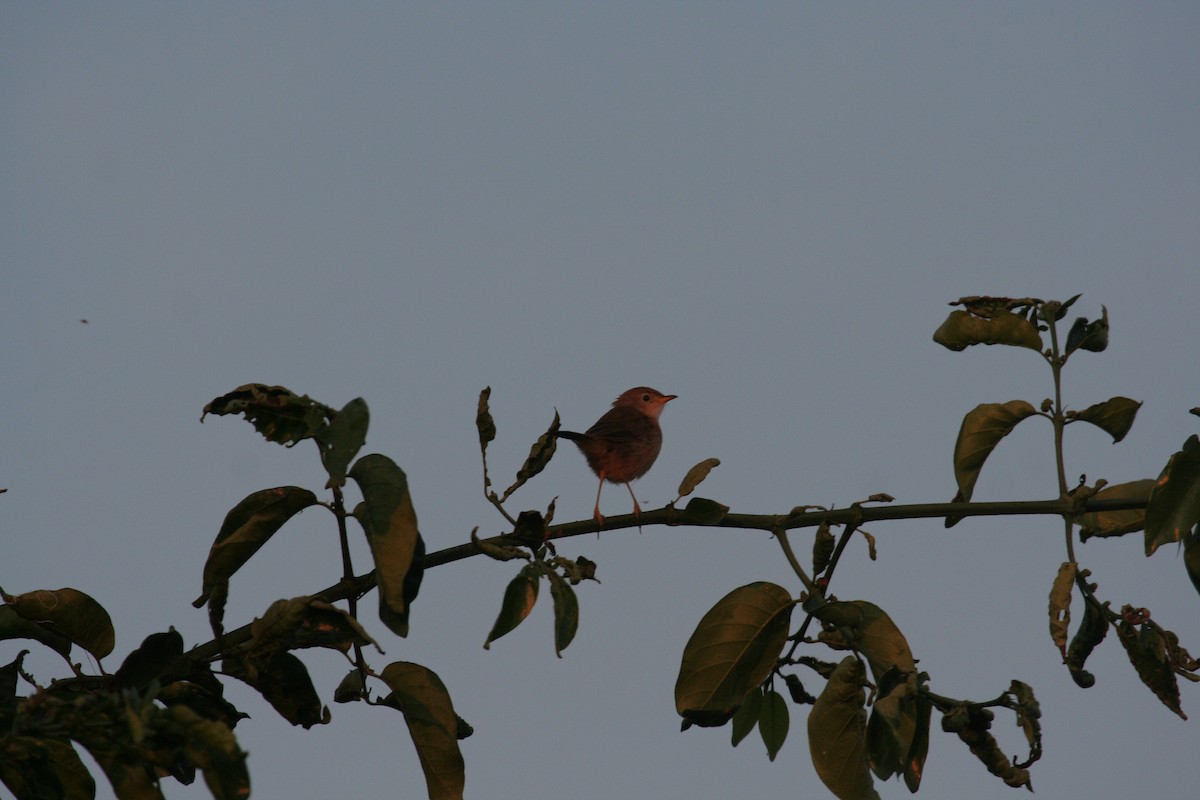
left=662, top=394, right=678, bottom=404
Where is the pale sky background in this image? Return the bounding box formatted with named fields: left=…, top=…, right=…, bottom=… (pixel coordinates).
left=3, top=4, right=1199, bottom=800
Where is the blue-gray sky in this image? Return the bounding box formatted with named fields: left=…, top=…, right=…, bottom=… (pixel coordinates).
left=3, top=4, right=1198, bottom=799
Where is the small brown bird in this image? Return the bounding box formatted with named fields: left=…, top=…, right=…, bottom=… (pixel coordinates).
left=556, top=387, right=676, bottom=525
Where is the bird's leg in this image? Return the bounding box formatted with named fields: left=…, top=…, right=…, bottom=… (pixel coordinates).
left=593, top=473, right=606, bottom=532
left=624, top=482, right=643, bottom=532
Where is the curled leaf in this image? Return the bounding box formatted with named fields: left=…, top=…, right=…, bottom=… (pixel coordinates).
left=1065, top=593, right=1110, bottom=688
left=952, top=401, right=1039, bottom=503
left=501, top=412, right=560, bottom=501
left=1048, top=562, right=1076, bottom=660
left=201, top=384, right=331, bottom=446
left=1065, top=306, right=1109, bottom=354
left=678, top=458, right=721, bottom=498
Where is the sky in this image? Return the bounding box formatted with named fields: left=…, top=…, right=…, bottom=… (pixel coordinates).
left=3, top=4, right=1199, bottom=799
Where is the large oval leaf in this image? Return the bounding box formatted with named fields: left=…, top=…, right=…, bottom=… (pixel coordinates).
left=380, top=662, right=465, bottom=800
left=808, top=656, right=880, bottom=800
left=194, top=486, right=318, bottom=607
left=4, top=588, right=114, bottom=660
left=952, top=401, right=1039, bottom=503
left=675, top=582, right=794, bottom=728
left=350, top=454, right=422, bottom=637
left=1145, top=435, right=1200, bottom=556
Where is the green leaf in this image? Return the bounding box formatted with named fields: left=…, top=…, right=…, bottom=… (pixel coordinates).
left=201, top=383, right=332, bottom=445
left=813, top=601, right=919, bottom=784
left=547, top=571, right=579, bottom=658
left=932, top=309, right=1043, bottom=352
left=675, top=582, right=794, bottom=728
left=193, top=486, right=319, bottom=607
left=1072, top=396, right=1141, bottom=443
left=160, top=704, right=249, bottom=800
left=316, top=397, right=369, bottom=488
left=808, top=656, right=880, bottom=800
left=952, top=401, right=1039, bottom=503
left=4, top=587, right=115, bottom=660
left=115, top=629, right=185, bottom=691
left=759, top=689, right=790, bottom=762
left=483, top=565, right=540, bottom=649
left=248, top=597, right=378, bottom=654
left=1065, top=593, right=1110, bottom=688
left=0, top=604, right=73, bottom=658
left=1065, top=305, right=1109, bottom=354
left=224, top=650, right=328, bottom=728
left=679, top=497, right=730, bottom=525
left=730, top=686, right=763, bottom=746
left=1048, top=562, right=1076, bottom=660
left=501, top=412, right=561, bottom=501
left=350, top=454, right=423, bottom=637
left=1185, top=525, right=1200, bottom=601
left=678, top=458, right=721, bottom=498
left=1145, top=435, right=1200, bottom=556
left=1076, top=479, right=1155, bottom=540
left=379, top=662, right=466, bottom=800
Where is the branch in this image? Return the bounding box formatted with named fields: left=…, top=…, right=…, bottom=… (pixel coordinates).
left=184, top=495, right=1145, bottom=664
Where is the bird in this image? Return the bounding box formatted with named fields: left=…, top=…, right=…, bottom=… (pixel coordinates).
left=555, top=387, right=676, bottom=526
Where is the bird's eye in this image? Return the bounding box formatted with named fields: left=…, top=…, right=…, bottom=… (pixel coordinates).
left=642, top=393, right=651, bottom=402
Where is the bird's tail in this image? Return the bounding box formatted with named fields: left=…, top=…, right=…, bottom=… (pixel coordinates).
left=553, top=430, right=587, bottom=442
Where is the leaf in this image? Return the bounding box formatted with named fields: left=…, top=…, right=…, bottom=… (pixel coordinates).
left=475, top=387, right=496, bottom=450
left=1048, top=562, right=1076, bottom=660
left=730, top=686, right=763, bottom=746
left=759, top=689, right=790, bottom=762
left=379, top=662, right=466, bottom=800
left=547, top=571, right=579, bottom=658
left=679, top=497, right=730, bottom=525
left=1072, top=396, right=1142, bottom=443
left=1076, top=479, right=1155, bottom=541
left=675, top=582, right=794, bottom=728
left=350, top=454, right=423, bottom=637
left=952, top=401, right=1039, bottom=502
left=0, top=604, right=73, bottom=658
left=678, top=458, right=721, bottom=498
left=808, top=656, right=880, bottom=800
left=942, top=704, right=1032, bottom=789
left=502, top=412, right=561, bottom=501
left=483, top=565, right=540, bottom=649
left=160, top=704, right=249, bottom=800
left=812, top=601, right=919, bottom=785
left=932, top=309, right=1043, bottom=352
left=4, top=588, right=115, bottom=660
left=1185, top=524, right=1200, bottom=601
left=0, top=737, right=96, bottom=800
left=249, top=597, right=378, bottom=653
left=1008, top=679, right=1043, bottom=765
left=201, top=383, right=332, bottom=446
left=224, top=651, right=328, bottom=728
left=193, top=486, right=318, bottom=607
left=316, top=397, right=369, bottom=488
left=1065, top=593, right=1110, bottom=688
left=1145, top=435, right=1200, bottom=556
left=115, top=629, right=185, bottom=691
left=1115, top=612, right=1185, bottom=719
left=1065, top=305, right=1109, bottom=354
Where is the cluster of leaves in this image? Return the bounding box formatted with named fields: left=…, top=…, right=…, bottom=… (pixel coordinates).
left=3, top=297, right=1198, bottom=800
left=2, top=386, right=463, bottom=800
